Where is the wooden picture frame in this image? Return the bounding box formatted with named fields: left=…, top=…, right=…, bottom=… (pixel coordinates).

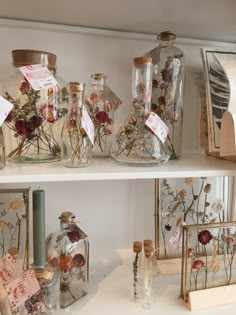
left=0, top=188, right=29, bottom=270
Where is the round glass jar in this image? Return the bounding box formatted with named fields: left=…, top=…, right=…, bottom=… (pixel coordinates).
left=145, top=31, right=185, bottom=159
left=1, top=49, right=67, bottom=163
left=111, top=57, right=170, bottom=165
left=85, top=73, right=114, bottom=158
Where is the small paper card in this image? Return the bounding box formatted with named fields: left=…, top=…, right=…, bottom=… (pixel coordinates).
left=6, top=269, right=40, bottom=310
left=82, top=105, right=94, bottom=145
left=0, top=254, right=23, bottom=287
left=100, top=86, right=123, bottom=110
left=0, top=95, right=14, bottom=127
left=19, top=64, right=59, bottom=91
left=145, top=112, right=169, bottom=143
left=169, top=226, right=182, bottom=249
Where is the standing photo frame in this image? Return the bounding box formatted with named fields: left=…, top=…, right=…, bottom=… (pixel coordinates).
left=0, top=188, right=29, bottom=270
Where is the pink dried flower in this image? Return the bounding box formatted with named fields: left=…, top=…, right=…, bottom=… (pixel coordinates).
left=19, top=80, right=30, bottom=94
left=90, top=93, right=98, bottom=102
left=40, top=104, right=56, bottom=123
left=226, top=237, right=234, bottom=244
left=73, top=254, right=85, bottom=267
left=192, top=259, right=204, bottom=269
left=128, top=115, right=137, bottom=125
left=103, top=128, right=112, bottom=135
left=66, top=119, right=76, bottom=132
left=178, top=189, right=187, bottom=199
left=188, top=248, right=194, bottom=257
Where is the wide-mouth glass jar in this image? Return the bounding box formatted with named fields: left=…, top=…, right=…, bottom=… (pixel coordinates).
left=1, top=49, right=67, bottom=163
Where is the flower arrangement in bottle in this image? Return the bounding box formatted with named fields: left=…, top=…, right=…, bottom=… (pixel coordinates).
left=85, top=73, right=114, bottom=157
left=1, top=49, right=67, bottom=163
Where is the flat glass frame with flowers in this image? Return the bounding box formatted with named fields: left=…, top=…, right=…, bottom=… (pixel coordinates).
left=0, top=188, right=29, bottom=270
left=156, top=176, right=231, bottom=260
left=181, top=221, right=236, bottom=303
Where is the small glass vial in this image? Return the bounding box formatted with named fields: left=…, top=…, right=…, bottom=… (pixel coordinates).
left=0, top=127, right=5, bottom=169
left=85, top=73, right=114, bottom=158
left=142, top=245, right=154, bottom=309
left=46, top=212, right=89, bottom=308
left=111, top=57, right=170, bottom=165
left=145, top=31, right=185, bottom=159
left=132, top=241, right=143, bottom=303
left=61, top=82, right=92, bottom=168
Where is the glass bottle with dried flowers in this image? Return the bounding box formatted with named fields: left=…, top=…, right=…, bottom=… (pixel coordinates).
left=111, top=57, right=170, bottom=165
left=85, top=73, right=114, bottom=158
left=1, top=49, right=67, bottom=163
left=61, top=82, right=92, bottom=168
left=46, top=212, right=89, bottom=308
left=145, top=31, right=185, bottom=159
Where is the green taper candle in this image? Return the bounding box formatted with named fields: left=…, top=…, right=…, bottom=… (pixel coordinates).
left=32, top=189, right=46, bottom=268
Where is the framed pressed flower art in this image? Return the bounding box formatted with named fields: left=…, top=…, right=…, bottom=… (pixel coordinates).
left=156, top=176, right=232, bottom=261
left=181, top=221, right=236, bottom=310
left=0, top=188, right=29, bottom=270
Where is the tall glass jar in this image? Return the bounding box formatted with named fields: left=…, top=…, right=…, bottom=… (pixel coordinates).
left=1, top=49, right=67, bottom=163
left=0, top=127, right=5, bottom=168
left=85, top=73, right=114, bottom=158
left=46, top=212, right=89, bottom=309
left=145, top=31, right=185, bottom=159
left=111, top=57, right=170, bottom=165
left=61, top=82, right=92, bottom=168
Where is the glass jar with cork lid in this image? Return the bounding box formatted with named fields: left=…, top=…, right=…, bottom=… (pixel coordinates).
left=0, top=49, right=67, bottom=163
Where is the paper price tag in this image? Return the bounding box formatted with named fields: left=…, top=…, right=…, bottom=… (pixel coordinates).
left=81, top=106, right=94, bottom=145
left=0, top=254, right=23, bottom=287
left=0, top=96, right=14, bottom=127
left=6, top=269, right=40, bottom=310
left=145, top=112, right=169, bottom=144
left=19, top=64, right=59, bottom=91
left=169, top=226, right=182, bottom=249
left=100, top=86, right=123, bottom=110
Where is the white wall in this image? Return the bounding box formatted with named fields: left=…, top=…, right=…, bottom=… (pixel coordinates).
left=0, top=18, right=236, bottom=285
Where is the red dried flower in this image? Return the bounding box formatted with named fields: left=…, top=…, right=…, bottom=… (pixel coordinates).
left=188, top=248, right=194, bottom=257
left=66, top=119, right=76, bottom=133
left=67, top=230, right=81, bottom=243
left=226, top=237, right=234, bottom=244
left=192, top=259, right=204, bottom=269
left=73, top=254, right=85, bottom=267
left=96, top=111, right=108, bottom=123
left=103, top=127, right=112, bottom=135
left=15, top=116, right=42, bottom=136
left=19, top=80, right=30, bottom=94
left=198, top=230, right=212, bottom=245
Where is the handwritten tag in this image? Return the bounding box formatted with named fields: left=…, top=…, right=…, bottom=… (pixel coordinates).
left=6, top=269, right=40, bottom=310
left=169, top=226, right=182, bottom=249
left=0, top=254, right=23, bottom=287
left=100, top=86, right=122, bottom=110
left=0, top=96, right=14, bottom=127
left=145, top=112, right=169, bottom=143
left=81, top=105, right=94, bottom=145
left=19, top=64, right=59, bottom=91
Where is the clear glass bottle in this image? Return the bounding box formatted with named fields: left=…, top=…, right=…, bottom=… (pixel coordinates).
left=142, top=245, right=154, bottom=309
left=145, top=31, right=185, bottom=159
left=111, top=57, right=170, bottom=165
left=132, top=241, right=143, bottom=303
left=85, top=73, right=114, bottom=158
left=0, top=49, right=67, bottom=163
left=61, top=82, right=92, bottom=168
left=0, top=127, right=5, bottom=168
left=46, top=212, right=89, bottom=309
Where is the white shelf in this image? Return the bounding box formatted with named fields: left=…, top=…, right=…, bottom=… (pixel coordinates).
left=55, top=249, right=236, bottom=315
left=0, top=154, right=235, bottom=184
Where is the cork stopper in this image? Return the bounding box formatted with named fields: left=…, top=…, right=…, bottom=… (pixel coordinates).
left=69, top=82, right=85, bottom=92
left=8, top=247, right=18, bottom=258
left=12, top=49, right=57, bottom=70
left=134, top=56, right=152, bottom=66
left=144, top=245, right=154, bottom=258
left=59, top=211, right=75, bottom=223
left=143, top=239, right=153, bottom=248
left=158, top=31, right=176, bottom=41
left=133, top=241, right=142, bottom=253
left=91, top=73, right=107, bottom=80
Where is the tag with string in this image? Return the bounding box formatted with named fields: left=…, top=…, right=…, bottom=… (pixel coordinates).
left=145, top=112, right=169, bottom=143
left=0, top=96, right=14, bottom=127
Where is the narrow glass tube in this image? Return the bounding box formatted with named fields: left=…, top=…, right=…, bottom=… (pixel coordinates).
left=142, top=246, right=154, bottom=309
left=132, top=241, right=142, bottom=302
